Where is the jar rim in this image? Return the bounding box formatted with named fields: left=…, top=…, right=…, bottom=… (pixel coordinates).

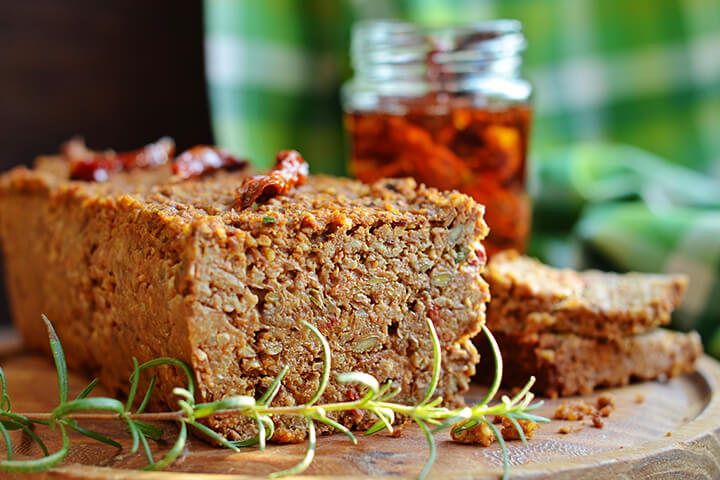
left=351, top=19, right=526, bottom=55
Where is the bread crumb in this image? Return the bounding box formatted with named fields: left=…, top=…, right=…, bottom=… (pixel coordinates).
left=666, top=432, right=672, bottom=437
left=599, top=405, right=613, bottom=417
left=501, top=418, right=539, bottom=440
left=591, top=414, right=604, bottom=428
left=452, top=418, right=540, bottom=445
left=554, top=400, right=594, bottom=420
left=635, top=394, right=645, bottom=404
left=390, top=420, right=411, bottom=437
left=451, top=422, right=494, bottom=446
left=558, top=425, right=574, bottom=434
left=596, top=393, right=615, bottom=409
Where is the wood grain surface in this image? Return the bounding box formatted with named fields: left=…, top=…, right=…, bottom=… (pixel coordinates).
left=0, top=334, right=718, bottom=480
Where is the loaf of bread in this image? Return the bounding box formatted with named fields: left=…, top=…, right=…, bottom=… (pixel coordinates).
left=0, top=149, right=490, bottom=442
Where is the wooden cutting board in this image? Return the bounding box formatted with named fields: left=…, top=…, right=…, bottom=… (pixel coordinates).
left=1, top=332, right=719, bottom=480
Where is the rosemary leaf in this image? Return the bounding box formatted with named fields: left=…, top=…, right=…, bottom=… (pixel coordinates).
left=486, top=421, right=509, bottom=480
left=187, top=420, right=240, bottom=452
left=136, top=375, right=157, bottom=414
left=378, top=387, right=402, bottom=402
left=126, top=418, right=141, bottom=454
left=255, top=414, right=266, bottom=451
left=66, top=422, right=121, bottom=449
left=132, top=420, right=163, bottom=442
left=506, top=415, right=529, bottom=447
left=269, top=418, right=316, bottom=478
left=192, top=396, right=255, bottom=419
left=302, top=321, right=330, bottom=407
left=75, top=378, right=100, bottom=400
left=419, top=316, right=441, bottom=406
left=415, top=418, right=435, bottom=480
left=138, top=429, right=154, bottom=466
left=476, top=324, right=503, bottom=408
left=16, top=423, right=49, bottom=457
left=363, top=419, right=387, bottom=436
left=364, top=409, right=394, bottom=436
left=0, top=367, right=8, bottom=411
left=137, top=358, right=195, bottom=398
left=228, top=435, right=260, bottom=448
left=143, top=421, right=187, bottom=471
left=126, top=358, right=141, bottom=411
left=0, top=419, right=22, bottom=431
left=431, top=407, right=472, bottom=434
left=335, top=372, right=379, bottom=397
left=42, top=316, right=68, bottom=405
left=52, top=398, right=124, bottom=419
left=258, top=366, right=289, bottom=406
left=0, top=421, right=11, bottom=460
left=311, top=414, right=357, bottom=445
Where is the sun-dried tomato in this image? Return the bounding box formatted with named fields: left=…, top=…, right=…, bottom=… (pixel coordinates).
left=235, top=150, right=309, bottom=210
left=172, top=145, right=248, bottom=180
left=65, top=137, right=175, bottom=181
left=345, top=104, right=532, bottom=256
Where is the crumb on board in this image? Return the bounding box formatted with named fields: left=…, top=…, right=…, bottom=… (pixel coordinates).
left=635, top=394, right=645, bottom=404
left=597, top=393, right=615, bottom=409
left=451, top=418, right=539, bottom=445
left=452, top=421, right=494, bottom=446
left=554, top=400, right=594, bottom=420
left=666, top=432, right=672, bottom=437
left=390, top=420, right=412, bottom=437
left=554, top=394, right=616, bottom=427
left=558, top=425, right=574, bottom=434
left=599, top=405, right=613, bottom=417
left=501, top=418, right=540, bottom=440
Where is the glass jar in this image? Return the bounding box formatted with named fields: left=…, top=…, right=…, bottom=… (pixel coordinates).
left=342, top=19, right=532, bottom=256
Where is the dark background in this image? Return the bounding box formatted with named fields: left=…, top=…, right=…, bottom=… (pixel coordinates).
left=0, top=0, right=213, bottom=323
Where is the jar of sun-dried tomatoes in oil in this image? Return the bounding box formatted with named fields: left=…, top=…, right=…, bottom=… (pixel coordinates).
left=343, top=20, right=532, bottom=256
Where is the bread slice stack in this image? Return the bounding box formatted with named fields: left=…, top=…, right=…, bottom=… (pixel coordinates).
left=478, top=250, right=703, bottom=397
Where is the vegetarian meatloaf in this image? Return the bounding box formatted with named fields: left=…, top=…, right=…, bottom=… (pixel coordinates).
left=485, top=250, right=688, bottom=340
left=479, top=251, right=700, bottom=397
left=477, top=329, right=703, bottom=397
left=0, top=150, right=490, bottom=442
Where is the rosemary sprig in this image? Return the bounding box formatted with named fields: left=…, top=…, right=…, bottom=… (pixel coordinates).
left=0, top=316, right=548, bottom=479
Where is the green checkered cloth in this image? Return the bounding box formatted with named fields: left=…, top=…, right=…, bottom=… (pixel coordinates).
left=204, top=0, right=720, bottom=354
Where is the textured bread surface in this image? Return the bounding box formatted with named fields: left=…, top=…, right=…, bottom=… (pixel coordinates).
left=0, top=156, right=490, bottom=442
left=486, top=250, right=688, bottom=340
left=477, top=329, right=703, bottom=398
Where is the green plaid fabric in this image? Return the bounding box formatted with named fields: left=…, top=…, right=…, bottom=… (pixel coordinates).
left=204, top=0, right=720, bottom=354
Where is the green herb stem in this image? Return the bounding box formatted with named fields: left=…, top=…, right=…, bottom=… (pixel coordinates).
left=0, top=315, right=548, bottom=478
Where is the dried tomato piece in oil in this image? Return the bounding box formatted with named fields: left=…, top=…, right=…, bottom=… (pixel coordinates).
left=346, top=105, right=531, bottom=256
left=235, top=150, right=309, bottom=210
left=65, top=137, right=175, bottom=182
left=172, top=145, right=248, bottom=180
